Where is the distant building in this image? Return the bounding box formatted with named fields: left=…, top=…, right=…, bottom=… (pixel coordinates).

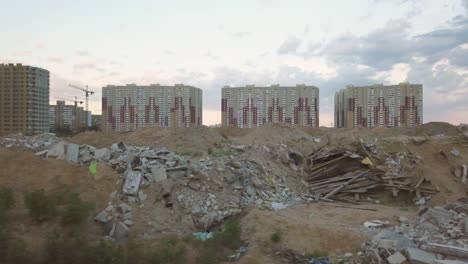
left=92, top=114, right=102, bottom=129
left=221, top=84, right=319, bottom=128
left=334, top=83, right=423, bottom=128
left=49, top=100, right=90, bottom=132
left=0, top=63, right=50, bottom=135
left=102, top=84, right=203, bottom=132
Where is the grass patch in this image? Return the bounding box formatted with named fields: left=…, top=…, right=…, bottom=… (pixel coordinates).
left=61, top=193, right=92, bottom=225
left=0, top=186, right=14, bottom=210
left=24, top=189, right=57, bottom=222
left=210, top=148, right=239, bottom=157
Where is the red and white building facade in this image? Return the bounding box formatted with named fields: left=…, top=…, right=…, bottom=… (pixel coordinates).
left=334, top=83, right=423, bottom=128
left=102, top=84, right=202, bottom=132
left=221, top=84, right=319, bottom=128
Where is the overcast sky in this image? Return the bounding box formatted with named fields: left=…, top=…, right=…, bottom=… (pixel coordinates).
left=1, top=0, right=467, bottom=126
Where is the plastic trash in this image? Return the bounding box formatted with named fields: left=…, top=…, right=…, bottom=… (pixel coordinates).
left=89, top=161, right=97, bottom=175
left=229, top=246, right=249, bottom=261
left=193, top=232, right=213, bottom=241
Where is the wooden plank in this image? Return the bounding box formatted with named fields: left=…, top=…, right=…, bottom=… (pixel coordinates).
left=323, top=184, right=345, bottom=199
left=389, top=178, right=398, bottom=197
left=415, top=176, right=425, bottom=188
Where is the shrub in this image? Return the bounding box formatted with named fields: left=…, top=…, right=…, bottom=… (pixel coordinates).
left=0, top=229, right=35, bottom=264
left=0, top=186, right=14, bottom=210
left=270, top=231, right=282, bottom=243
left=61, top=193, right=92, bottom=225
left=24, top=189, right=56, bottom=222
left=152, top=235, right=187, bottom=264
left=207, top=147, right=213, bottom=155
left=216, top=218, right=242, bottom=249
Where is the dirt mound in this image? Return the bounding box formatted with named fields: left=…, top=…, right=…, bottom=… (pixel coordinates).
left=415, top=122, right=460, bottom=136
left=234, top=123, right=317, bottom=146
left=68, top=126, right=226, bottom=154
left=239, top=203, right=414, bottom=263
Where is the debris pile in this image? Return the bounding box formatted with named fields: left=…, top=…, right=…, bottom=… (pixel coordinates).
left=358, top=198, right=468, bottom=264
left=0, top=133, right=60, bottom=150
left=305, top=141, right=438, bottom=202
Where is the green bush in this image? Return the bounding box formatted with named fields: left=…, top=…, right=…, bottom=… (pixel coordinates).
left=207, top=147, right=213, bottom=155
left=0, top=186, right=14, bottom=210
left=215, top=218, right=242, bottom=249
left=0, top=229, right=35, bottom=264
left=24, top=189, right=57, bottom=222
left=152, top=235, right=187, bottom=264
left=270, top=231, right=282, bottom=243
left=44, top=236, right=126, bottom=264
left=61, top=193, right=92, bottom=225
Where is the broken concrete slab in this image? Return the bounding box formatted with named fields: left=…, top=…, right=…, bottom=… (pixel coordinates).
left=94, top=210, right=109, bottom=223
left=422, top=207, right=455, bottom=225
left=271, top=202, right=288, bottom=211
left=122, top=171, right=142, bottom=195
left=118, top=203, right=132, bottom=214
left=113, top=221, right=129, bottom=240
left=387, top=251, right=406, bottom=264
left=94, top=148, right=111, bottom=161
left=433, top=260, right=468, bottom=264
left=138, top=190, right=147, bottom=201
left=422, top=243, right=468, bottom=259
left=47, top=141, right=65, bottom=159
left=122, top=212, right=132, bottom=221
left=123, top=220, right=134, bottom=226
left=35, top=149, right=48, bottom=157
left=406, top=247, right=437, bottom=264
left=377, top=239, right=397, bottom=249
left=150, top=165, right=167, bottom=182
left=451, top=149, right=461, bottom=157
left=197, top=212, right=223, bottom=231
left=372, top=230, right=415, bottom=251
left=65, top=143, right=79, bottom=163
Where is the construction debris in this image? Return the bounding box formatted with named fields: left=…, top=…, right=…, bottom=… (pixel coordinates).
left=358, top=198, right=468, bottom=263
left=305, top=143, right=437, bottom=202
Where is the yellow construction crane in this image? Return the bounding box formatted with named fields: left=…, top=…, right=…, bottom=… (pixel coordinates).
left=68, top=84, right=94, bottom=113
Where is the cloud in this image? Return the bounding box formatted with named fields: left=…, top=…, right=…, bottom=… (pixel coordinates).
left=462, top=0, right=468, bottom=10
left=203, top=52, right=218, bottom=60
left=277, top=36, right=302, bottom=55
left=76, top=50, right=91, bottom=56
left=73, top=63, right=96, bottom=70
left=46, top=57, right=64, bottom=63
left=316, top=19, right=412, bottom=70
left=447, top=45, right=468, bottom=68
left=275, top=8, right=468, bottom=125
left=231, top=32, right=250, bottom=38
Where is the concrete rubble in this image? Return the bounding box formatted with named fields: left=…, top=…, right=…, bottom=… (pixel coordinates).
left=0, top=133, right=60, bottom=150
left=356, top=198, right=468, bottom=264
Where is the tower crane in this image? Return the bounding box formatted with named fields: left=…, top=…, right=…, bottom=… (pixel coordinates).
left=68, top=84, right=94, bottom=113
left=55, top=97, right=83, bottom=107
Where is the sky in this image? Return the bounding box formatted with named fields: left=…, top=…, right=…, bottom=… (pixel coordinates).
left=1, top=0, right=467, bottom=126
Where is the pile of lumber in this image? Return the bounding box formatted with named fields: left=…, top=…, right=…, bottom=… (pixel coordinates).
left=305, top=146, right=438, bottom=202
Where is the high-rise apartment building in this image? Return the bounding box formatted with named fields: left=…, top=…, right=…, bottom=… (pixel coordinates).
left=0, top=63, right=50, bottom=135
left=49, top=100, right=90, bottom=132
left=102, top=84, right=202, bottom=132
left=334, top=83, right=423, bottom=128
left=221, top=84, right=319, bottom=128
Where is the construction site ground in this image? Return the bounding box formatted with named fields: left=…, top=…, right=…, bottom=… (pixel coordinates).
left=1, top=122, right=468, bottom=263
